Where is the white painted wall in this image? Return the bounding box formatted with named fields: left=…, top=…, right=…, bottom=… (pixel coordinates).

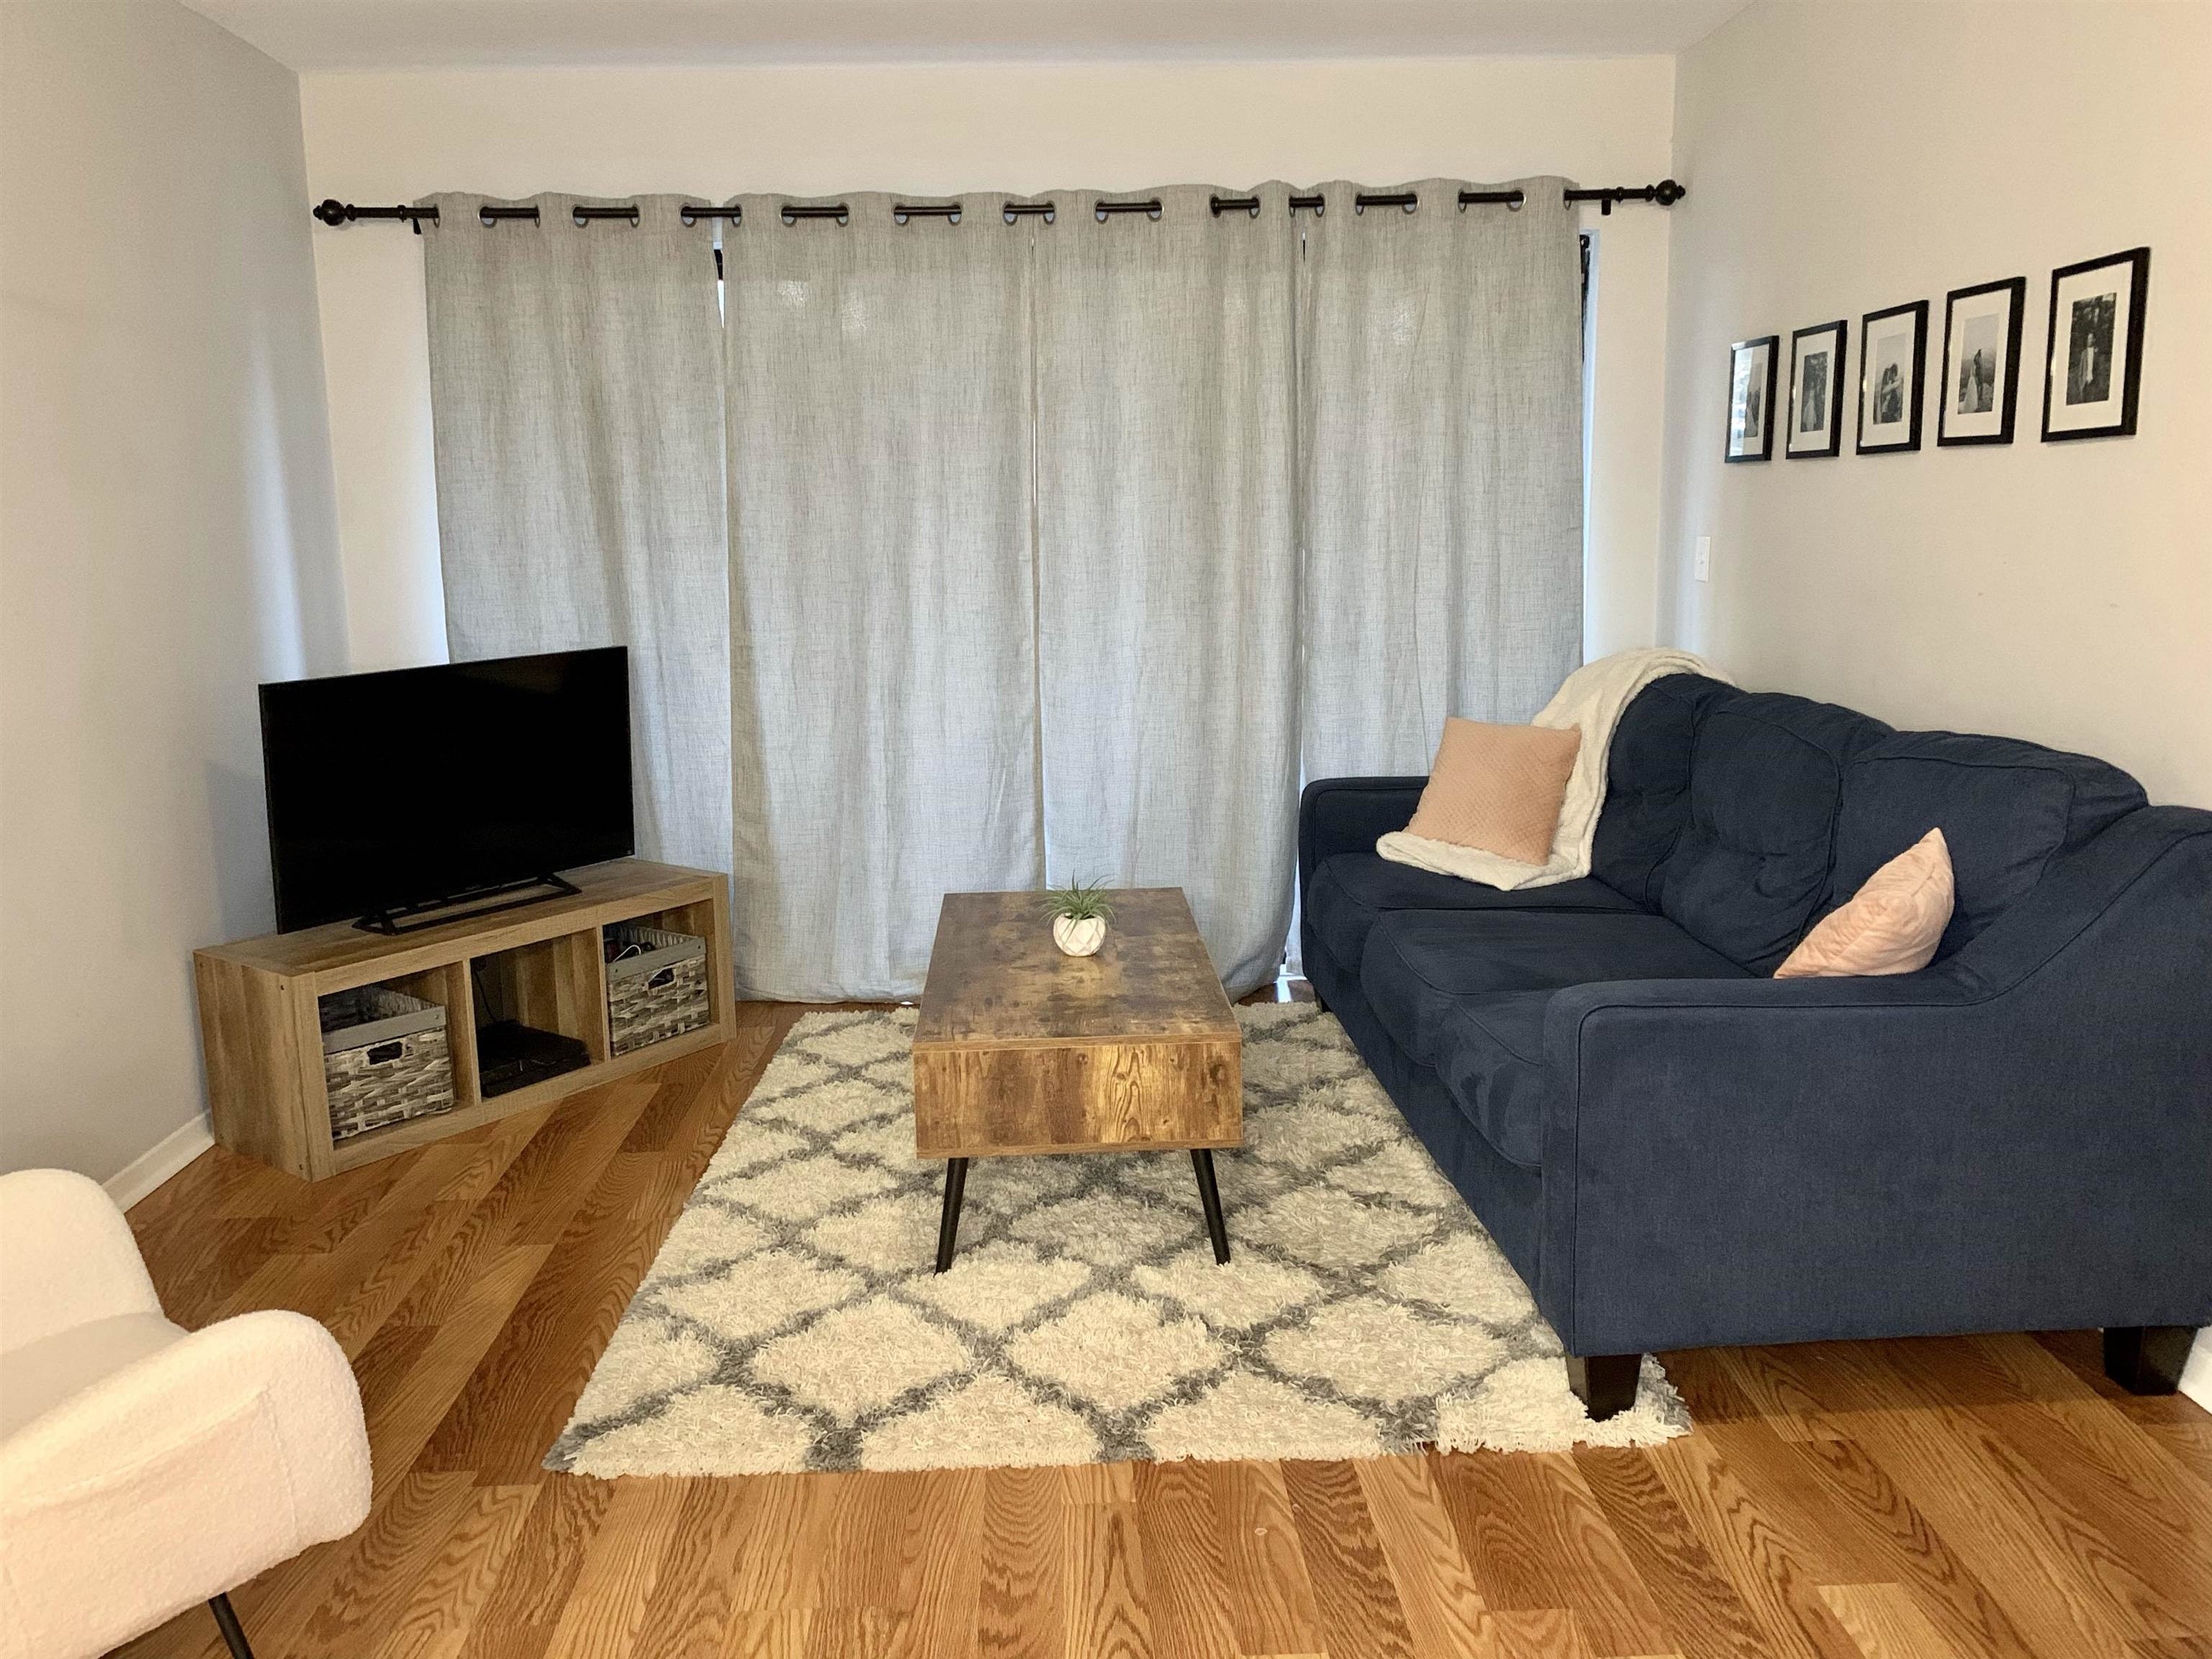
left=297, top=55, right=1679, bottom=672
left=0, top=0, right=345, bottom=1194
left=1657, top=0, right=2211, bottom=1408
left=1657, top=0, right=2212, bottom=806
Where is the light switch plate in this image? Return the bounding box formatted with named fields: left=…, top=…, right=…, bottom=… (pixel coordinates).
left=1694, top=536, right=1712, bottom=582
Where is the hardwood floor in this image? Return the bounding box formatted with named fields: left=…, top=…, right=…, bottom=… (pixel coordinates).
left=117, top=999, right=2211, bottom=1659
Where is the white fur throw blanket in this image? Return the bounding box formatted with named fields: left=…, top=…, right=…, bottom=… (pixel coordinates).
left=1377, top=648, right=1730, bottom=891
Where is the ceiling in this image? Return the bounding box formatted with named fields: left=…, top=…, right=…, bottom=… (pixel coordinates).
left=179, top=0, right=1751, bottom=71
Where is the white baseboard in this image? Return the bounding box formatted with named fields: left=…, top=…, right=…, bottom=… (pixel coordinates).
left=2184, top=1328, right=2212, bottom=1412
left=104, top=1114, right=215, bottom=1211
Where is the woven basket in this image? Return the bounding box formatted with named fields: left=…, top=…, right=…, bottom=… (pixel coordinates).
left=606, top=925, right=712, bottom=1057
left=320, top=985, right=455, bottom=1142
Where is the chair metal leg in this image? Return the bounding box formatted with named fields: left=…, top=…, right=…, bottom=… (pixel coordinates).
left=209, top=1593, right=255, bottom=1659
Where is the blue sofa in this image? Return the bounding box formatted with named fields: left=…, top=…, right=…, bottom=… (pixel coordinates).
left=1298, top=674, right=2212, bottom=1419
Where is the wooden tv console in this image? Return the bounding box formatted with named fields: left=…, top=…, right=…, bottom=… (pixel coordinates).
left=194, top=860, right=732, bottom=1181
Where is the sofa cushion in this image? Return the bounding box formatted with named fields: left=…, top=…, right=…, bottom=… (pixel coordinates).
left=1589, top=672, right=1739, bottom=907
left=1821, top=731, right=2148, bottom=958
left=1305, top=853, right=1640, bottom=976
left=1657, top=693, right=1892, bottom=972
left=1360, top=911, right=1749, bottom=1168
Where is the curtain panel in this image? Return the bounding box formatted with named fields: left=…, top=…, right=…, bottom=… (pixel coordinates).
left=721, top=194, right=1041, bottom=1001
left=1297, top=178, right=1586, bottom=779
left=1033, top=183, right=1303, bottom=997
left=421, top=180, right=1588, bottom=1002
left=421, top=193, right=732, bottom=876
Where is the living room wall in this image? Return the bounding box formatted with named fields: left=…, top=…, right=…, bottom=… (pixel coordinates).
left=0, top=0, right=345, bottom=1195
left=297, top=55, right=1679, bottom=676
left=1657, top=0, right=2212, bottom=807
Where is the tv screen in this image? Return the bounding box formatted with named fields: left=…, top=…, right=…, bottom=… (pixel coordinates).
left=260, top=647, right=634, bottom=932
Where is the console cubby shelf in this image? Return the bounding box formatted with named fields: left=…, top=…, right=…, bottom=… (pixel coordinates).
left=194, top=860, right=732, bottom=1180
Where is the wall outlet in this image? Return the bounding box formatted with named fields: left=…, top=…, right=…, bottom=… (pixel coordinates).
left=1694, top=536, right=1712, bottom=583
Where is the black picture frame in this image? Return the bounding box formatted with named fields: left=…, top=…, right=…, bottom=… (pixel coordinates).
left=1725, top=335, right=1779, bottom=462
left=1937, top=276, right=2026, bottom=446
left=1786, top=319, right=1847, bottom=459
left=1856, top=300, right=1928, bottom=454
left=2041, top=246, right=2150, bottom=442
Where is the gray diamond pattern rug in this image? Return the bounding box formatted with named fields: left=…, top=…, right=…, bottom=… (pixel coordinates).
left=547, top=1003, right=1688, bottom=1475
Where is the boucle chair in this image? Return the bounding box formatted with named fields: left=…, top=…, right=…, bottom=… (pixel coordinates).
left=0, top=1169, right=372, bottom=1659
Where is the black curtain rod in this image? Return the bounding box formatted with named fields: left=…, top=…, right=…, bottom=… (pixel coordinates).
left=314, top=179, right=1683, bottom=232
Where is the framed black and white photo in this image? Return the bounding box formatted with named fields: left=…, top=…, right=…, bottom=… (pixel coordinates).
left=1786, top=320, right=1846, bottom=458
left=1856, top=300, right=1927, bottom=454
left=2042, top=246, right=2149, bottom=441
left=1938, top=276, right=2025, bottom=446
left=1725, top=335, right=1779, bottom=462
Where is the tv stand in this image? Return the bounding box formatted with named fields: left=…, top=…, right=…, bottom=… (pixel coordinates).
left=354, top=871, right=583, bottom=936
left=194, top=859, right=731, bottom=1179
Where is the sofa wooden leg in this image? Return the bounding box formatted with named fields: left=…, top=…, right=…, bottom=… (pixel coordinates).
left=209, top=1593, right=255, bottom=1659
left=1566, top=1353, right=1641, bottom=1421
left=2103, top=1326, right=2195, bottom=1395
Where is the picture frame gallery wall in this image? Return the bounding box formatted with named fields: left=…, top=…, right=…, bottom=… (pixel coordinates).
left=1723, top=246, right=2150, bottom=462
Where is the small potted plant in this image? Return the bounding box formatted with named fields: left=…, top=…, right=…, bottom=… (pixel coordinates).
left=1043, top=881, right=1114, bottom=957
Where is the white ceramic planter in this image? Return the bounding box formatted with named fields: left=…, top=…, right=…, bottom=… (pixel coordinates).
left=1052, top=915, right=1107, bottom=957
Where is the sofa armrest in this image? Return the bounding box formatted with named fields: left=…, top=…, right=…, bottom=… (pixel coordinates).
left=1535, top=808, right=2212, bottom=1357
left=0, top=1171, right=163, bottom=1353
left=1298, top=776, right=1427, bottom=891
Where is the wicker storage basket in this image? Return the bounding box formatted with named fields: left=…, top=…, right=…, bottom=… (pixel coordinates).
left=606, top=925, right=711, bottom=1056
left=320, top=986, right=455, bottom=1142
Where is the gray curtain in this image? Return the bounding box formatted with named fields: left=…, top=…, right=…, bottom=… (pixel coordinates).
left=420, top=181, right=1586, bottom=1001
left=422, top=193, right=730, bottom=876
left=722, top=194, right=1040, bottom=1000
left=1033, top=184, right=1302, bottom=996
left=1297, top=178, right=1586, bottom=780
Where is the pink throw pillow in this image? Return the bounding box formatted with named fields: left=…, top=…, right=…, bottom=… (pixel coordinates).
left=1775, top=828, right=1955, bottom=979
left=1403, top=718, right=1583, bottom=866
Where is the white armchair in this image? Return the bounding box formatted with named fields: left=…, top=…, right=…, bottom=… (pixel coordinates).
left=0, top=1169, right=371, bottom=1659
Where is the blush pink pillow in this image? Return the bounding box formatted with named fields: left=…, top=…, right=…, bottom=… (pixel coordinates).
left=1403, top=718, right=1584, bottom=865
left=1776, top=828, right=1955, bottom=979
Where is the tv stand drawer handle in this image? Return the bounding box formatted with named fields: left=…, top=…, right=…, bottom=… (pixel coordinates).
left=365, top=1040, right=407, bottom=1065
left=647, top=968, right=675, bottom=990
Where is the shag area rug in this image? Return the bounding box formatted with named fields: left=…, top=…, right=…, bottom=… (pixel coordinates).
left=549, top=1003, right=1687, bottom=1475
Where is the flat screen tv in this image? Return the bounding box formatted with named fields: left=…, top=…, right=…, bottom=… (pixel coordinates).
left=260, top=647, right=634, bottom=933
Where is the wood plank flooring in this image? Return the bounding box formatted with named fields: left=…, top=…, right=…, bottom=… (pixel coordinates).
left=115, top=997, right=2211, bottom=1659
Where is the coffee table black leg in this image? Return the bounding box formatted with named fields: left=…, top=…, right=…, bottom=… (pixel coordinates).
left=935, top=1158, right=970, bottom=1274
left=1192, top=1150, right=1231, bottom=1264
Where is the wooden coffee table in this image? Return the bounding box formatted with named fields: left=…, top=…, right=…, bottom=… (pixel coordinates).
left=912, top=888, right=1242, bottom=1272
